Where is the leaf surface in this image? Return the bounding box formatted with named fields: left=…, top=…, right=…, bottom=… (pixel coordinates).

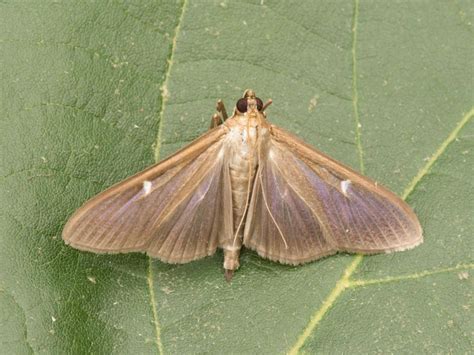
left=1, top=0, right=472, bottom=353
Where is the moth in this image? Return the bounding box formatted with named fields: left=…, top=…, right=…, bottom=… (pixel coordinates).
left=63, top=90, right=423, bottom=281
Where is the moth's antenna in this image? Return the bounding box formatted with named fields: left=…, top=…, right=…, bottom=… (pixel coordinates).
left=262, top=99, right=272, bottom=112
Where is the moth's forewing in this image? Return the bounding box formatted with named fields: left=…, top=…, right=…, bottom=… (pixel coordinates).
left=146, top=136, right=234, bottom=262
left=243, top=125, right=422, bottom=264
left=62, top=126, right=234, bottom=263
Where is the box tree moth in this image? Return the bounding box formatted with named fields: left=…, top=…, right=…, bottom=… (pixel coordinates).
left=63, top=90, right=423, bottom=281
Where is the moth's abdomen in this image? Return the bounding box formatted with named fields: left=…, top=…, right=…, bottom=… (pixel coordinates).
left=221, top=122, right=259, bottom=271
left=229, top=149, right=257, bottom=230
left=229, top=124, right=259, bottom=228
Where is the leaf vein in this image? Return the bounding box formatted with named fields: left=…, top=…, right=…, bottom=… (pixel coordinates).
left=287, top=255, right=363, bottom=355
left=349, top=263, right=474, bottom=287
left=351, top=0, right=364, bottom=173
left=401, top=107, right=474, bottom=200
left=148, top=1, right=188, bottom=354
left=153, top=0, right=188, bottom=161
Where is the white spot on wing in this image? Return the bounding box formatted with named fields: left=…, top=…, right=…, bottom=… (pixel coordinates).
left=143, top=180, right=152, bottom=195
left=341, top=179, right=351, bottom=196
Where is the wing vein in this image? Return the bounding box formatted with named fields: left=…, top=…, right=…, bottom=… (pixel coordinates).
left=258, top=167, right=289, bottom=249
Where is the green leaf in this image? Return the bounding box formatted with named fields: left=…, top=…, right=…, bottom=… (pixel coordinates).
left=1, top=1, right=472, bottom=354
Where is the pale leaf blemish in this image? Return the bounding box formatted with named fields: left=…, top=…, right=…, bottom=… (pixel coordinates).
left=143, top=180, right=152, bottom=195
left=161, top=287, right=173, bottom=295
left=87, top=276, right=96, bottom=284
left=341, top=180, right=351, bottom=196
left=458, top=271, right=469, bottom=280
left=308, top=95, right=318, bottom=112
left=160, top=84, right=170, bottom=101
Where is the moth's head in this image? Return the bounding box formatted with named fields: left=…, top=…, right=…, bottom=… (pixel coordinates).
left=235, top=89, right=264, bottom=116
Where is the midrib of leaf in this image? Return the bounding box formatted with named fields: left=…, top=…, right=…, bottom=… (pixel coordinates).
left=154, top=0, right=188, bottom=162
left=288, top=107, right=474, bottom=354
left=148, top=1, right=188, bottom=354
left=351, top=0, right=364, bottom=174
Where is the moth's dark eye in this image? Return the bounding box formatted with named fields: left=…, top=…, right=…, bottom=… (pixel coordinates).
left=236, top=98, right=248, bottom=113
left=256, top=97, right=263, bottom=111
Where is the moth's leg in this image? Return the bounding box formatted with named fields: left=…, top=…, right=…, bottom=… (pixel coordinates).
left=210, top=114, right=221, bottom=130
left=209, top=99, right=228, bottom=129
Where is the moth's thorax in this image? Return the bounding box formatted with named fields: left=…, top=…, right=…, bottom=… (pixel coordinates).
left=231, top=115, right=258, bottom=147
left=226, top=114, right=263, bottom=172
